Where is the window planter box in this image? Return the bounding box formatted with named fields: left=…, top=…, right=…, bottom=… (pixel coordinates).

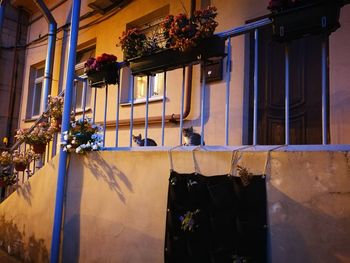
left=86, top=62, right=119, bottom=88
left=271, top=1, right=341, bottom=41
left=129, top=36, right=226, bottom=75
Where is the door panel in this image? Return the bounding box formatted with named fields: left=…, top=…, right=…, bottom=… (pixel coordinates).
left=250, top=26, right=323, bottom=145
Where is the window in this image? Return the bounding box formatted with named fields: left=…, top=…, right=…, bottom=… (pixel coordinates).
left=26, top=65, right=45, bottom=119
left=74, top=47, right=95, bottom=110
left=125, top=6, right=169, bottom=103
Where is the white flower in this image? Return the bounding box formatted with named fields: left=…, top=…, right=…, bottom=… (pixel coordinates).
left=71, top=122, right=76, bottom=128
left=63, top=131, right=68, bottom=135
left=63, top=135, right=68, bottom=141
left=92, top=144, right=99, bottom=150
left=91, top=134, right=97, bottom=140
left=61, top=141, right=67, bottom=145
left=63, top=147, right=67, bottom=152
left=75, top=146, right=82, bottom=153
left=67, top=145, right=72, bottom=149
left=80, top=144, right=86, bottom=149
left=71, top=140, right=76, bottom=144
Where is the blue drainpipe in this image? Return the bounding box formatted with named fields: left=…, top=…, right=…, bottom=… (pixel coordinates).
left=33, top=0, right=57, bottom=111
left=0, top=0, right=6, bottom=38
left=50, top=0, right=81, bottom=262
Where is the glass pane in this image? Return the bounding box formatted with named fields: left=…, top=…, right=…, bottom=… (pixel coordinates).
left=151, top=72, right=164, bottom=97
left=75, top=82, right=83, bottom=109
left=135, top=76, right=147, bottom=99
left=32, top=82, right=42, bottom=116
left=76, top=47, right=96, bottom=64
left=36, top=68, right=44, bottom=78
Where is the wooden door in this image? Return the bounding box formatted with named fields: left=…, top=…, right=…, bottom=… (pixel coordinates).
left=249, top=27, right=326, bottom=145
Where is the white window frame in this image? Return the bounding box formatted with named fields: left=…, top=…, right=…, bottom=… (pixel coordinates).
left=30, top=67, right=44, bottom=118
left=74, top=62, right=90, bottom=111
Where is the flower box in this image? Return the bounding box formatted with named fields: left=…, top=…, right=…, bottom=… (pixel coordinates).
left=86, top=62, right=119, bottom=88
left=271, top=1, right=341, bottom=41
left=129, top=36, right=226, bottom=75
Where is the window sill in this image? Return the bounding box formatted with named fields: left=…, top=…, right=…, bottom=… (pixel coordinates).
left=121, top=96, right=166, bottom=107
left=24, top=117, right=39, bottom=123
left=74, top=107, right=92, bottom=115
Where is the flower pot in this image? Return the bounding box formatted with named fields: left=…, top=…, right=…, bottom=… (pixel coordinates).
left=129, top=36, right=226, bottom=75
left=32, top=143, right=46, bottom=154
left=15, top=163, right=27, bottom=172
left=271, top=1, right=341, bottom=41
left=86, top=62, right=120, bottom=88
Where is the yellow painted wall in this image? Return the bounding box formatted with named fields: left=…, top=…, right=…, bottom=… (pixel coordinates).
left=18, top=0, right=350, bottom=146
left=1, top=149, right=350, bottom=262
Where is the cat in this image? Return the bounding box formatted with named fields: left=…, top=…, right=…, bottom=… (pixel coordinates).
left=182, top=126, right=204, bottom=146
left=132, top=134, right=157, bottom=146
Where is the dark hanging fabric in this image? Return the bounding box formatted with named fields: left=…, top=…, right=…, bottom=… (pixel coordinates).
left=164, top=170, right=267, bottom=263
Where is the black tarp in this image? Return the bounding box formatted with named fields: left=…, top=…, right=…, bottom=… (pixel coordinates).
left=164, top=171, right=267, bottom=263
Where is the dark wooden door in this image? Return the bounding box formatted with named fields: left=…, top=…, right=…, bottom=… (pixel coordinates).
left=249, top=27, right=325, bottom=145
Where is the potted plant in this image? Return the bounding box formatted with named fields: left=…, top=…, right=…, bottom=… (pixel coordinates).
left=84, top=53, right=120, bottom=88
left=61, top=116, right=103, bottom=154
left=269, top=0, right=343, bottom=41
left=119, top=6, right=225, bottom=75
left=15, top=121, right=57, bottom=154
left=12, top=150, right=38, bottom=172
left=47, top=95, right=64, bottom=127
left=0, top=151, right=11, bottom=167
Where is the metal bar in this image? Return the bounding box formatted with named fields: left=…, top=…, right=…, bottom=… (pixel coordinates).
left=200, top=64, right=206, bottom=146
left=225, top=37, right=232, bottom=146
left=82, top=79, right=88, bottom=120
left=115, top=69, right=121, bottom=147
left=33, top=0, right=57, bottom=112
left=321, top=37, right=328, bottom=145
left=144, top=76, right=150, bottom=146
left=129, top=76, right=135, bottom=147
left=253, top=29, right=259, bottom=145
left=73, top=80, right=77, bottom=116
left=161, top=71, right=167, bottom=146
left=285, top=44, right=290, bottom=145
left=103, top=84, right=108, bottom=147
left=92, top=87, right=97, bottom=124
left=217, top=18, right=271, bottom=39
left=179, top=67, right=186, bottom=145
left=50, top=0, right=81, bottom=262
left=0, top=1, right=6, bottom=38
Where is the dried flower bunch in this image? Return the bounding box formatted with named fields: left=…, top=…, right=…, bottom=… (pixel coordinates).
left=12, top=150, right=39, bottom=165
left=15, top=121, right=56, bottom=145
left=47, top=95, right=64, bottom=120
left=268, top=0, right=307, bottom=12
left=119, top=6, right=218, bottom=58
left=84, top=53, right=118, bottom=74
left=61, top=117, right=103, bottom=154
left=0, top=151, right=12, bottom=166
left=118, top=28, right=148, bottom=60
left=162, top=6, right=218, bottom=52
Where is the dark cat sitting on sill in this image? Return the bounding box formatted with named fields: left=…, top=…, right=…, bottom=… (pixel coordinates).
left=182, top=126, right=204, bottom=146
left=132, top=134, right=157, bottom=146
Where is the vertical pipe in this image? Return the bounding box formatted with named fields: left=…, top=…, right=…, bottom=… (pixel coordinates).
left=285, top=44, right=290, bottom=145
left=179, top=67, right=186, bottom=145
left=144, top=76, right=150, bottom=146
left=92, top=88, right=97, bottom=123
left=225, top=37, right=232, bottom=146
left=103, top=84, right=108, bottom=147
left=161, top=71, right=167, bottom=146
left=200, top=64, right=206, bottom=146
left=321, top=37, right=328, bottom=145
left=115, top=69, right=121, bottom=147
left=50, top=1, right=80, bottom=262
left=34, top=0, right=57, bottom=111
left=0, top=1, right=5, bottom=35
left=253, top=30, right=259, bottom=145
left=73, top=80, right=77, bottom=115
left=129, top=76, right=134, bottom=147
left=82, top=79, right=88, bottom=120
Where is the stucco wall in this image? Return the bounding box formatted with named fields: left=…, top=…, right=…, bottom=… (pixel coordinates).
left=0, top=148, right=350, bottom=262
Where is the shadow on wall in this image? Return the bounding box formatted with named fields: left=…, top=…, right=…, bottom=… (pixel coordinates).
left=83, top=152, right=134, bottom=203
left=0, top=215, right=49, bottom=263
left=269, top=185, right=350, bottom=263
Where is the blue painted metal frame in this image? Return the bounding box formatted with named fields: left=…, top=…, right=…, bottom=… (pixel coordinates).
left=50, top=0, right=81, bottom=262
